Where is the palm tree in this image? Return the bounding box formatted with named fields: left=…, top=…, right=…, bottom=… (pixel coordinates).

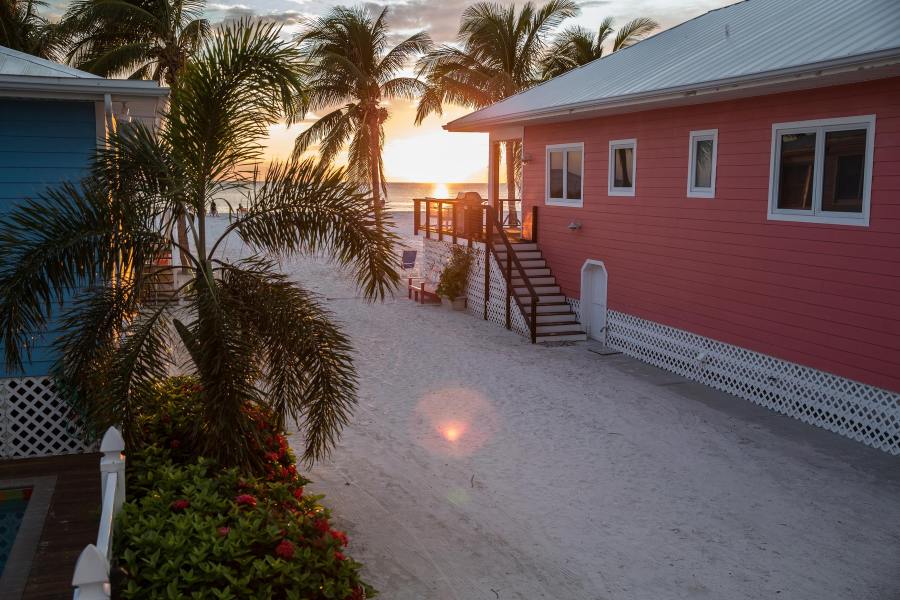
left=540, top=16, right=658, bottom=78
left=294, top=6, right=431, bottom=228
left=0, top=0, right=67, bottom=60
left=62, top=0, right=208, bottom=86
left=0, top=20, right=398, bottom=472
left=415, top=0, right=579, bottom=225
left=62, top=0, right=210, bottom=273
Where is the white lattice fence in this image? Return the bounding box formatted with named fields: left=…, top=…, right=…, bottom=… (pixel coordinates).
left=423, top=238, right=528, bottom=338
left=606, top=310, right=900, bottom=455
left=0, top=377, right=93, bottom=459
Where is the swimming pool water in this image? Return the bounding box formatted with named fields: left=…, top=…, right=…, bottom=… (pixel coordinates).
left=0, top=487, right=31, bottom=576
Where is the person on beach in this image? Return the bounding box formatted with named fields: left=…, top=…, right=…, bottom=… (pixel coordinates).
left=209, top=200, right=218, bottom=217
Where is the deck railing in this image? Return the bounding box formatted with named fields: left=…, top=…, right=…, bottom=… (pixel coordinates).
left=413, top=198, right=535, bottom=245
left=72, top=427, right=126, bottom=600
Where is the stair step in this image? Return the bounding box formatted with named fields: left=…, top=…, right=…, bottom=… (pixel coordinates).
left=536, top=323, right=584, bottom=334
left=536, top=313, right=578, bottom=323
left=514, top=285, right=560, bottom=295
left=536, top=331, right=587, bottom=343
left=496, top=250, right=543, bottom=261
left=512, top=276, right=556, bottom=286
left=519, top=294, right=565, bottom=304
left=517, top=260, right=547, bottom=269
left=524, top=268, right=551, bottom=277
left=509, top=242, right=538, bottom=251
left=530, top=303, right=570, bottom=313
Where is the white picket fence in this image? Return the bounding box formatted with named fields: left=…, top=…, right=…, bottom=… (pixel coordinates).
left=72, top=427, right=126, bottom=599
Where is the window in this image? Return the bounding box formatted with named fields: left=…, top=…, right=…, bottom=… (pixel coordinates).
left=546, top=143, right=583, bottom=206
left=608, top=139, right=636, bottom=196
left=768, top=115, right=874, bottom=226
left=688, top=129, right=717, bottom=198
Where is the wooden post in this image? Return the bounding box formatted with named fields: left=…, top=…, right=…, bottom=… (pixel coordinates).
left=489, top=142, right=501, bottom=217
left=413, top=199, right=420, bottom=236
left=424, top=201, right=431, bottom=240
left=451, top=203, right=458, bottom=245
left=531, top=205, right=538, bottom=243
left=530, top=300, right=537, bottom=344
left=484, top=207, right=492, bottom=321
left=505, top=251, right=511, bottom=330
left=437, top=201, right=443, bottom=241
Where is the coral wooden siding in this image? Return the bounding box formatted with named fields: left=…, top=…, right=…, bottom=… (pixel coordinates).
left=521, top=77, right=900, bottom=392
left=0, top=99, right=97, bottom=377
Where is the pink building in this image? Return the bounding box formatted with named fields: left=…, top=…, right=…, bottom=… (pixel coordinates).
left=442, top=0, right=900, bottom=453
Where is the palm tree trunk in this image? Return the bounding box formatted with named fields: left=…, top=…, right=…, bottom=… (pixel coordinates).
left=505, top=140, right=519, bottom=227
left=176, top=211, right=191, bottom=273
left=369, top=115, right=383, bottom=229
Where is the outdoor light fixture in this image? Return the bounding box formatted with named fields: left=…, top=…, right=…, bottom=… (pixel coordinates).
left=567, top=221, right=582, bottom=231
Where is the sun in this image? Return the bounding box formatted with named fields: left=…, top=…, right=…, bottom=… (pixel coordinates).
left=432, top=182, right=449, bottom=198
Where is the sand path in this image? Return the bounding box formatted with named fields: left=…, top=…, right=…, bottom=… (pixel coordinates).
left=209, top=213, right=900, bottom=600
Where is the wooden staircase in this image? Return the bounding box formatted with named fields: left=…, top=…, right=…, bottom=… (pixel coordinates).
left=494, top=241, right=586, bottom=343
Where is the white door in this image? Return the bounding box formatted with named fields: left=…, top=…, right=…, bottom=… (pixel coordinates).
left=587, top=266, right=607, bottom=342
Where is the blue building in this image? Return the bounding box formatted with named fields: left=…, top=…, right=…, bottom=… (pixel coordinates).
left=0, top=46, right=168, bottom=456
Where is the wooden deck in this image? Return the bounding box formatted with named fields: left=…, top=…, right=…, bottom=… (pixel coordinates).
left=0, top=453, right=100, bottom=599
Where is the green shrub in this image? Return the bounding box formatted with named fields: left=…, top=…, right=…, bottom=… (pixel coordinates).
left=435, top=245, right=472, bottom=299
left=115, top=377, right=374, bottom=599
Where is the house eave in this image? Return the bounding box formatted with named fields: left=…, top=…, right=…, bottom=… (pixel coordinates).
left=0, top=75, right=169, bottom=100
left=445, top=50, right=900, bottom=132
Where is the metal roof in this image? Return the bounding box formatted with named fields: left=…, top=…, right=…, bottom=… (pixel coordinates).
left=0, top=45, right=168, bottom=97
left=0, top=45, right=99, bottom=78
left=447, top=0, right=900, bottom=131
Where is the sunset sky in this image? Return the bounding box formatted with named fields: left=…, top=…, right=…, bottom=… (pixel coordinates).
left=50, top=0, right=737, bottom=182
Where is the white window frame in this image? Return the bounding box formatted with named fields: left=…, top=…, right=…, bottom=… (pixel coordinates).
left=545, top=143, right=584, bottom=207
left=687, top=129, right=718, bottom=198
left=608, top=138, right=637, bottom=197
left=767, top=115, right=875, bottom=227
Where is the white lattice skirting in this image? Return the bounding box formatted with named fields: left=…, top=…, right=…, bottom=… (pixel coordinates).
left=604, top=309, right=900, bottom=455
left=423, top=238, right=528, bottom=338
left=0, top=377, right=93, bottom=459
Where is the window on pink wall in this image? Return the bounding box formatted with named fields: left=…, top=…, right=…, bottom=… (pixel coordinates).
left=546, top=143, right=583, bottom=207
left=608, top=139, right=636, bottom=197
left=768, top=115, right=874, bottom=226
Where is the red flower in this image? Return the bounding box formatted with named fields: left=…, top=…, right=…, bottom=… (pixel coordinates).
left=350, top=587, right=365, bottom=600
left=287, top=464, right=297, bottom=476
left=265, top=451, right=279, bottom=463
left=330, top=530, right=348, bottom=546
left=292, top=487, right=304, bottom=500
left=275, top=540, right=295, bottom=559
left=334, top=551, right=346, bottom=562
left=314, top=518, right=329, bottom=533
left=170, top=499, right=190, bottom=512
left=218, top=526, right=230, bottom=537
left=169, top=439, right=181, bottom=449
left=235, top=494, right=257, bottom=507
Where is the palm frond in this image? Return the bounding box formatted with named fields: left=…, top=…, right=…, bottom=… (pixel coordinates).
left=217, top=260, right=357, bottom=462
left=227, top=159, right=399, bottom=301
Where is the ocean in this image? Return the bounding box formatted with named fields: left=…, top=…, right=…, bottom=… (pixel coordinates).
left=214, top=181, right=489, bottom=214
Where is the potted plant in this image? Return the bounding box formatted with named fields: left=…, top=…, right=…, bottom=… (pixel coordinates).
left=436, top=245, right=472, bottom=310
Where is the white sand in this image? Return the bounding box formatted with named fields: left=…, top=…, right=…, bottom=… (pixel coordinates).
left=206, top=213, right=900, bottom=600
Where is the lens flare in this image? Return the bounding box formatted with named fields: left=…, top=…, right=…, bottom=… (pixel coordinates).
left=412, top=387, right=499, bottom=457
left=440, top=422, right=465, bottom=442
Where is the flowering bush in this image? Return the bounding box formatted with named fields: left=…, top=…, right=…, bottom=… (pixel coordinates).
left=115, top=377, right=374, bottom=599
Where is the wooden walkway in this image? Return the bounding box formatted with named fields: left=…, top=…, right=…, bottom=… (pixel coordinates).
left=0, top=453, right=100, bottom=599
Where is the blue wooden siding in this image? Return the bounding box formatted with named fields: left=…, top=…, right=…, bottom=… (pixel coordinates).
left=0, top=99, right=97, bottom=377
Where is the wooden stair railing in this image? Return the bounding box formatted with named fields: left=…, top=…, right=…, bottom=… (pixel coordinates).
left=484, top=205, right=538, bottom=343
